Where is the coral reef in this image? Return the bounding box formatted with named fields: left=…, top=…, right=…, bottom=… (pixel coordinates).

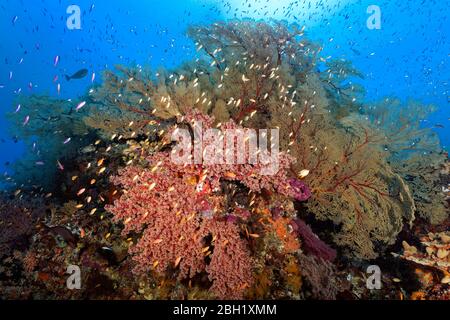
left=298, top=254, right=349, bottom=300
left=106, top=110, right=305, bottom=299
left=0, top=198, right=33, bottom=258
left=392, top=231, right=450, bottom=300
left=5, top=95, right=94, bottom=190
left=0, top=20, right=448, bottom=301
left=394, top=232, right=450, bottom=275
left=80, top=21, right=446, bottom=261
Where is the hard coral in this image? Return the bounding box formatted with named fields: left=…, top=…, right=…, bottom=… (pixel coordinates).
left=206, top=220, right=254, bottom=300
left=393, top=232, right=450, bottom=274
left=107, top=153, right=253, bottom=298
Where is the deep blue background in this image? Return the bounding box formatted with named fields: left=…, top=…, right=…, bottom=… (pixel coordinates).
left=0, top=0, right=448, bottom=180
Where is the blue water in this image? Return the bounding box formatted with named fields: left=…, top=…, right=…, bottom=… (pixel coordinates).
left=0, top=0, right=448, bottom=180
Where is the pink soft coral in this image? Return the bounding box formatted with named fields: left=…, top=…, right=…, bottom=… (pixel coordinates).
left=107, top=152, right=257, bottom=298
left=107, top=110, right=311, bottom=299
left=206, top=220, right=253, bottom=300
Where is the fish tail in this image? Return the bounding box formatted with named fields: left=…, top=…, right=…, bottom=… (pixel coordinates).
left=65, top=75, right=71, bottom=81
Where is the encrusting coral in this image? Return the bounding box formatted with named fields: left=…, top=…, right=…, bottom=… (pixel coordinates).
left=392, top=231, right=450, bottom=300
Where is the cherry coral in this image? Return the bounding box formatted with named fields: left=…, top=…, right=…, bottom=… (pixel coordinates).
left=106, top=110, right=310, bottom=299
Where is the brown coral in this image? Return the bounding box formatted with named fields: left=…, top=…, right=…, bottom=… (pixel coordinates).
left=298, top=254, right=349, bottom=300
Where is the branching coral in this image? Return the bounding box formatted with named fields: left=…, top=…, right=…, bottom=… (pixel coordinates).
left=3, top=19, right=448, bottom=301
left=392, top=152, right=448, bottom=224
left=83, top=66, right=161, bottom=140
left=275, top=103, right=416, bottom=259
left=321, top=59, right=366, bottom=118
left=107, top=153, right=254, bottom=298
left=205, top=220, right=254, bottom=299
left=393, top=232, right=450, bottom=274
left=83, top=21, right=323, bottom=136
left=78, top=21, right=443, bottom=261
left=291, top=218, right=336, bottom=262
left=183, top=21, right=420, bottom=259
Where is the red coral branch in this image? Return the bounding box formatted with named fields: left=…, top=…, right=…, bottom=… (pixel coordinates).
left=290, top=218, right=336, bottom=262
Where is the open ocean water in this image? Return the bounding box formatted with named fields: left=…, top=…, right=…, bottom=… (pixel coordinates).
left=0, top=0, right=448, bottom=175
left=0, top=0, right=450, bottom=175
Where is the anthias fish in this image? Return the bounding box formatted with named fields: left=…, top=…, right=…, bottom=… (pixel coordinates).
left=65, top=68, right=88, bottom=81
left=76, top=101, right=87, bottom=111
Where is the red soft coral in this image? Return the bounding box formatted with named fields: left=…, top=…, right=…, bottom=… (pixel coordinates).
left=107, top=110, right=310, bottom=299
left=206, top=220, right=254, bottom=300
left=106, top=152, right=256, bottom=298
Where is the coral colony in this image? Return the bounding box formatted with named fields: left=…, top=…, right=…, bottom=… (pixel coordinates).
left=0, top=21, right=449, bottom=301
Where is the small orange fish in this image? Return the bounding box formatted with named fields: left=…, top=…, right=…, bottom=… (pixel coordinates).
left=174, top=257, right=182, bottom=268
left=224, top=172, right=237, bottom=179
